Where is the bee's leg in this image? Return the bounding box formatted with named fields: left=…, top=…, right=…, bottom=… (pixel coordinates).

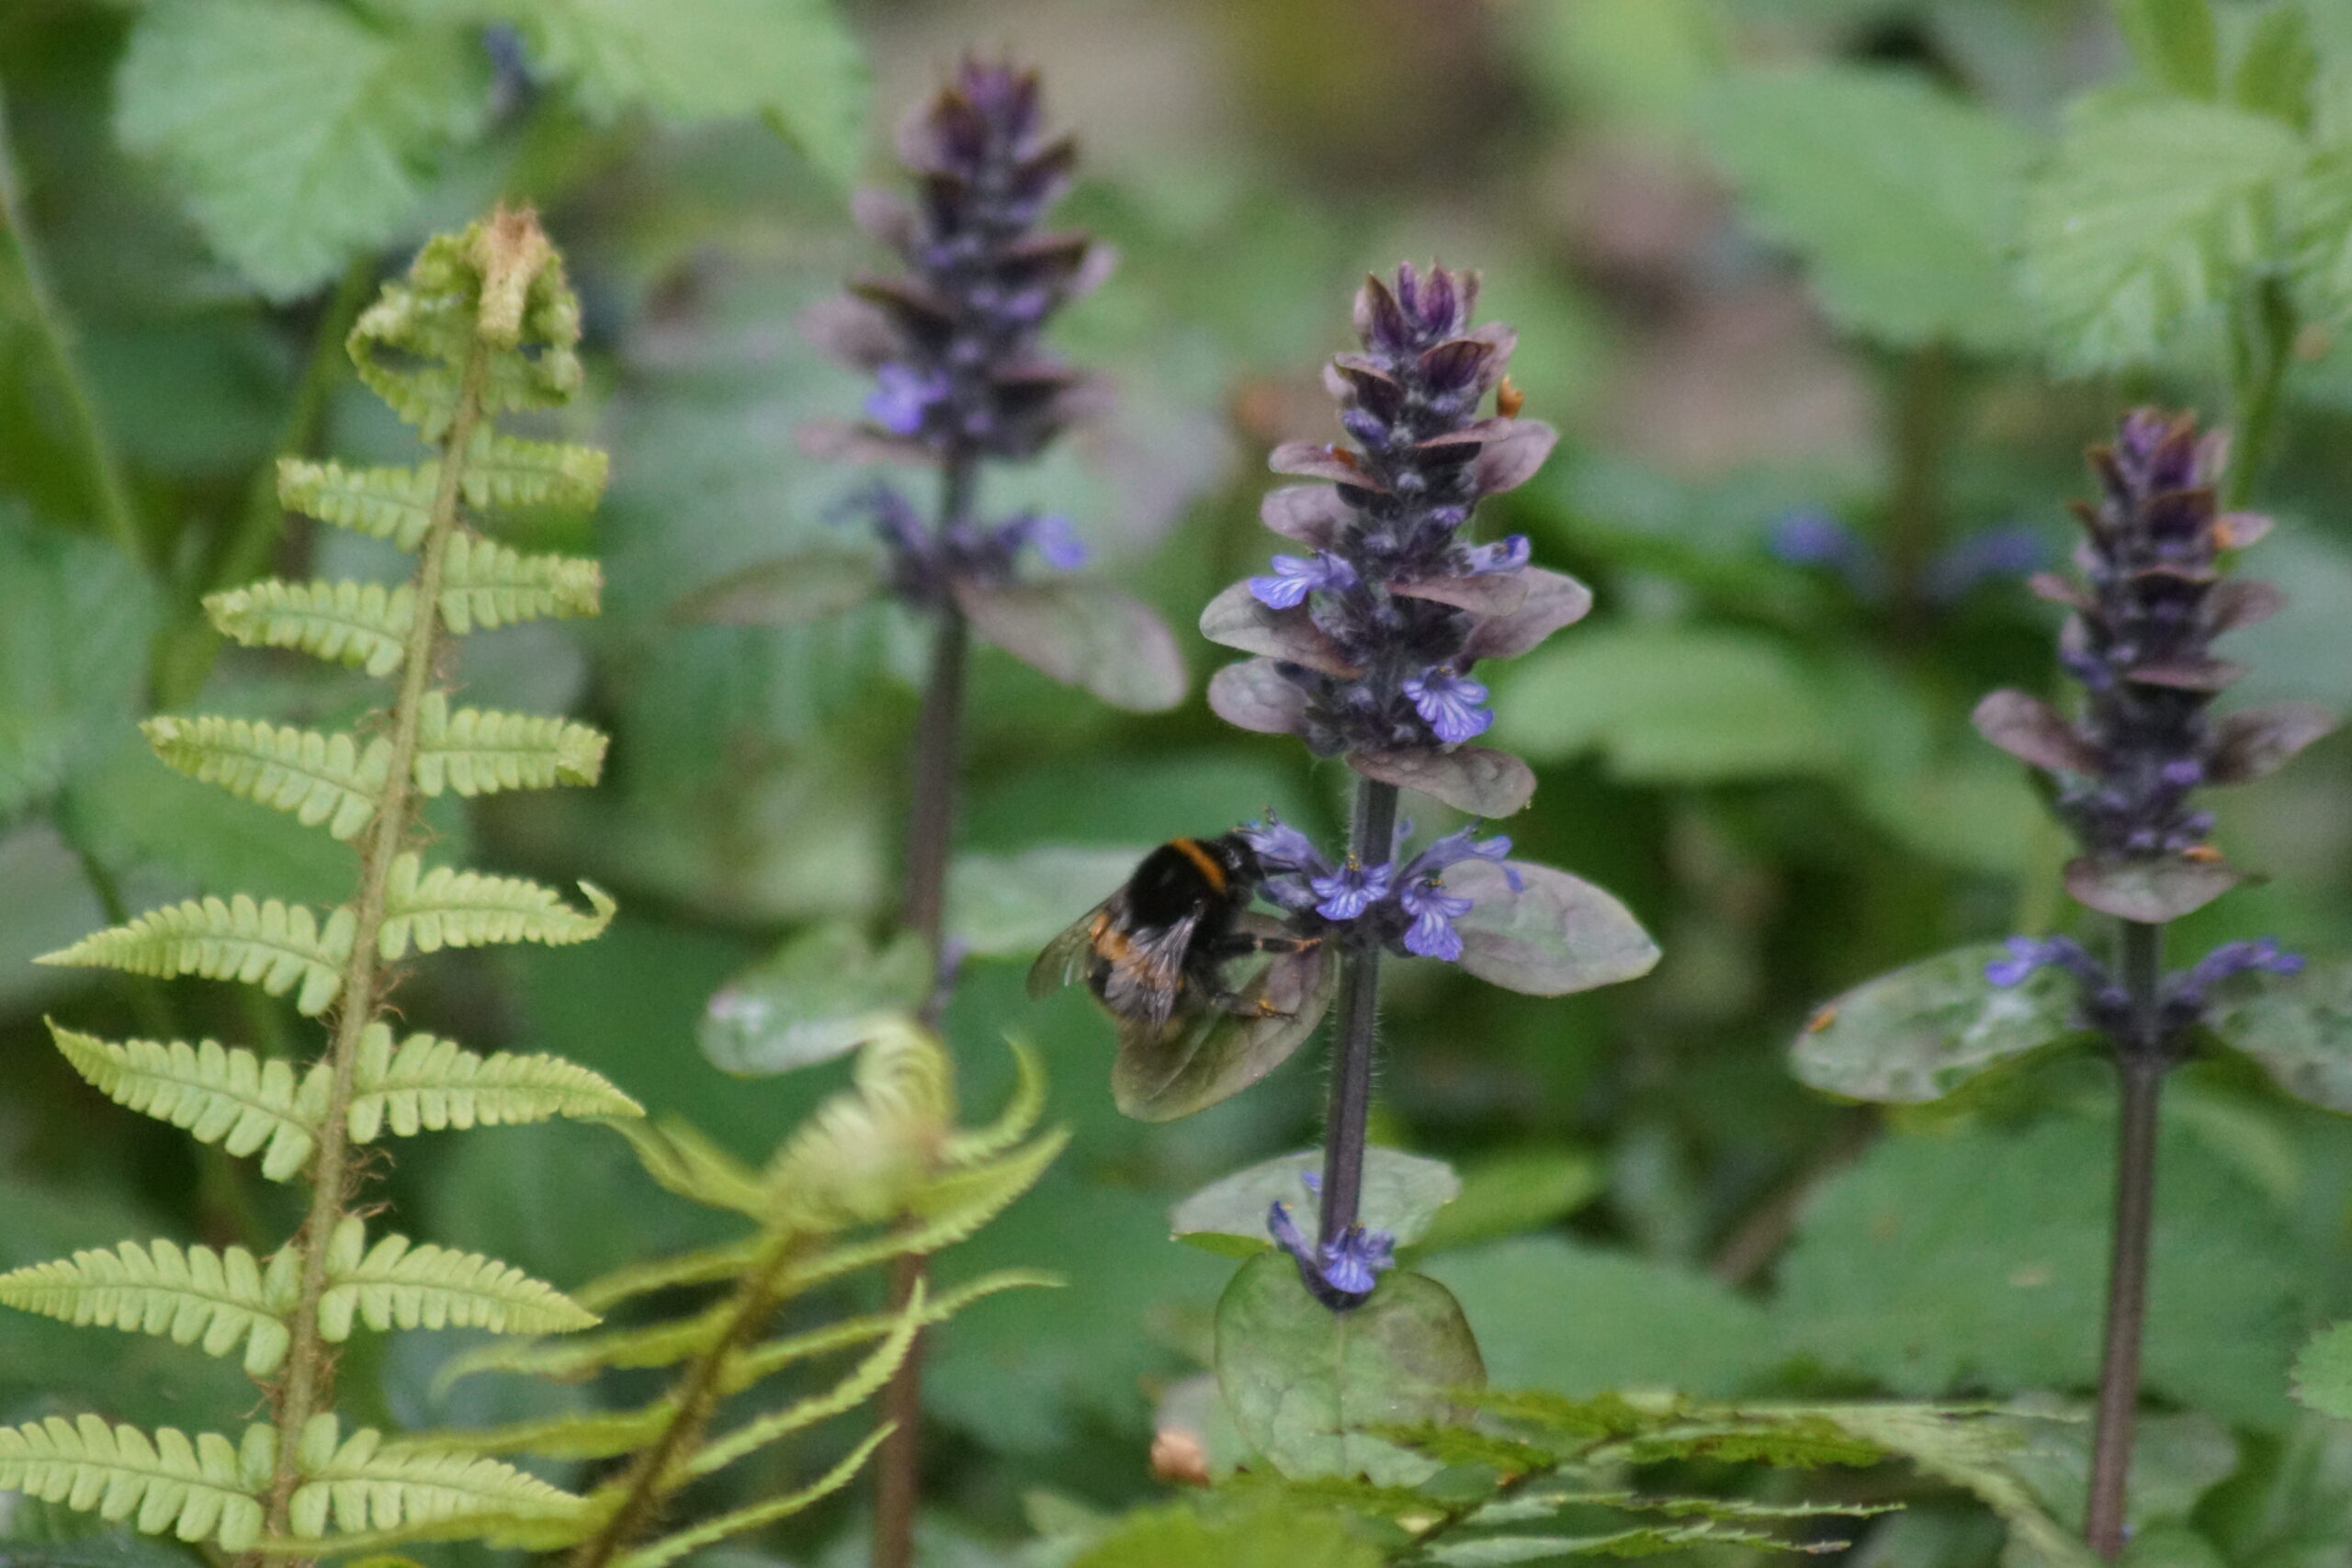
left=1206, top=986, right=1290, bottom=1020
left=1204, top=930, right=1320, bottom=962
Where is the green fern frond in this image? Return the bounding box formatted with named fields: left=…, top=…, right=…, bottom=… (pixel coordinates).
left=438, top=531, right=603, bottom=634
left=317, top=1218, right=595, bottom=1341
left=607, top=1116, right=771, bottom=1217
left=39, top=895, right=356, bottom=1016
left=464, top=432, right=607, bottom=513
left=203, top=578, right=416, bottom=677
left=399, top=1401, right=680, bottom=1462
left=435, top=1301, right=732, bottom=1392
left=611, top=1425, right=891, bottom=1568
left=277, top=457, right=439, bottom=550
left=941, top=1035, right=1048, bottom=1167
left=288, top=1416, right=585, bottom=1541
left=346, top=1022, right=640, bottom=1141
left=0, top=1415, right=266, bottom=1551
left=0, top=1239, right=295, bottom=1378
left=50, top=1024, right=322, bottom=1180
left=413, top=691, right=606, bottom=797
left=728, top=1268, right=1059, bottom=1393
left=378, top=854, right=616, bottom=958
left=779, top=1131, right=1068, bottom=1299
left=143, top=715, right=390, bottom=841
left=682, top=1282, right=925, bottom=1482
left=349, top=220, right=582, bottom=436
left=570, top=1238, right=767, bottom=1316
left=763, top=1023, right=959, bottom=1227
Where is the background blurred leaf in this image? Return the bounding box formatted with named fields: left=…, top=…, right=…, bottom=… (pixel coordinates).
left=1066, top=1500, right=1379, bottom=1568
left=2292, top=1321, right=2352, bottom=1419
left=698, top=919, right=932, bottom=1075
left=0, top=513, right=156, bottom=822
left=1792, top=943, right=2085, bottom=1105
left=1170, top=1147, right=1460, bottom=1257
left=1413, top=1147, right=1600, bottom=1253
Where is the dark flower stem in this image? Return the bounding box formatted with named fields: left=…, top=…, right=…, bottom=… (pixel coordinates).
left=2085, top=917, right=2165, bottom=1559
left=1317, top=779, right=1400, bottom=1260
left=876, top=450, right=977, bottom=1568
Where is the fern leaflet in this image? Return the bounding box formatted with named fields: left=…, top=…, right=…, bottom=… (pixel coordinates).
left=49, top=1025, right=322, bottom=1179
left=438, top=530, right=604, bottom=633
left=288, top=1416, right=585, bottom=1540
left=682, top=1283, right=926, bottom=1481
left=462, top=432, right=607, bottom=512
left=277, top=457, right=439, bottom=550
left=346, top=1022, right=640, bottom=1140
left=0, top=1415, right=267, bottom=1551
left=378, top=853, right=616, bottom=956
left=413, top=691, right=606, bottom=796
left=203, top=578, right=416, bottom=676
left=613, top=1426, right=892, bottom=1568
left=143, top=715, right=390, bottom=841
left=39, top=894, right=357, bottom=1016
left=317, top=1218, right=595, bottom=1340
left=0, top=1239, right=296, bottom=1377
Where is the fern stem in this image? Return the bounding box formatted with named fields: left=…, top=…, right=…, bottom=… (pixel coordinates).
left=2085, top=917, right=2165, bottom=1559
left=252, top=335, right=492, bottom=1562
left=1317, top=778, right=1399, bottom=1264
left=567, top=1231, right=798, bottom=1568
left=0, top=80, right=148, bottom=572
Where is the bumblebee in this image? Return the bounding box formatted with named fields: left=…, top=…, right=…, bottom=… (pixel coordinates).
left=1027, top=834, right=1313, bottom=1043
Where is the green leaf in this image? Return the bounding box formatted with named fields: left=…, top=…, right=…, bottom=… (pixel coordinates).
left=2297, top=148, right=2352, bottom=327
left=317, top=1220, right=596, bottom=1341
left=956, top=578, right=1191, bottom=713
left=1699, top=66, right=2034, bottom=352
left=345, top=1023, right=641, bottom=1140
left=1426, top=1522, right=1800, bottom=1562
left=1068, top=1501, right=1382, bottom=1568
left=1778, top=1119, right=2312, bottom=1427
left=1171, top=1148, right=1462, bottom=1257
left=287, top=1417, right=583, bottom=1542
left=462, top=433, right=609, bottom=513
left=2022, top=97, right=2305, bottom=371
left=504, top=0, right=870, bottom=186
left=276, top=458, right=438, bottom=550
left=1808, top=1404, right=2098, bottom=1568
left=435, top=533, right=603, bottom=634
left=378, top=855, right=616, bottom=957
left=0, top=1239, right=292, bottom=1379
left=2206, top=955, right=2352, bottom=1111
left=1791, top=942, right=2084, bottom=1103
left=2232, top=5, right=2317, bottom=128
left=1429, top=1238, right=1781, bottom=1400
left=1214, top=1254, right=1485, bottom=1484
left=671, top=547, right=888, bottom=627
left=606, top=1425, right=890, bottom=1568
left=0, top=512, right=159, bottom=820
left=411, top=693, right=605, bottom=797
left=2118, top=0, right=2221, bottom=98
left=0, top=1415, right=266, bottom=1551
left=50, top=1025, right=321, bottom=1181
left=114, top=1, right=488, bottom=299
left=39, top=894, right=357, bottom=1016
left=698, top=920, right=933, bottom=1076
left=141, top=715, right=389, bottom=842
left=1113, top=942, right=1339, bottom=1122
left=945, top=843, right=1149, bottom=960
left=203, top=578, right=416, bottom=678
left=1448, top=861, right=1660, bottom=998
left=1996, top=1404, right=2239, bottom=1533
left=1495, top=623, right=1837, bottom=782
left=680, top=1282, right=925, bottom=1479
left=2292, top=1322, right=2352, bottom=1419
left=1417, top=1147, right=1601, bottom=1251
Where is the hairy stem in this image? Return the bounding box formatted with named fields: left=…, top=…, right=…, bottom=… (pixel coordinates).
left=568, top=1231, right=798, bottom=1568
left=2223, top=276, right=2297, bottom=513
left=1316, top=779, right=1400, bottom=1274
left=251, top=338, right=490, bottom=1563
left=875, top=451, right=977, bottom=1568
left=0, top=80, right=147, bottom=571
left=2085, top=918, right=2165, bottom=1559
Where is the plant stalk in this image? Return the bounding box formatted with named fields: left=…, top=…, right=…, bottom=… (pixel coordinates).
left=250, top=339, right=490, bottom=1564
left=874, top=450, right=978, bottom=1568
left=1316, top=779, right=1401, bottom=1268
left=2085, top=917, right=2165, bottom=1559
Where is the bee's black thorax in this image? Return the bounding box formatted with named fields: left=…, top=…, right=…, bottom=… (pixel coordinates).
left=1125, top=837, right=1248, bottom=929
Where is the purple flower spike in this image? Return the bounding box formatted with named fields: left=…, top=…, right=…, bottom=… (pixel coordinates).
left=1403, top=666, right=1493, bottom=744
left=1311, top=857, right=1392, bottom=921
left=1249, top=551, right=1356, bottom=610
left=865, top=363, right=951, bottom=435
left=1399, top=878, right=1475, bottom=960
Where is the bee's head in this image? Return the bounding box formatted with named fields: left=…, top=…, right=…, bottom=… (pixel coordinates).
left=1208, top=831, right=1262, bottom=889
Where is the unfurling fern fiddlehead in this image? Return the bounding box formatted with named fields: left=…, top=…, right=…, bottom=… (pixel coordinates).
left=3, top=209, right=639, bottom=1562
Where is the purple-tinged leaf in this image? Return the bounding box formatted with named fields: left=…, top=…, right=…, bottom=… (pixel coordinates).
left=1460, top=569, right=1593, bottom=662
left=1114, top=945, right=1337, bottom=1122
left=1469, top=419, right=1556, bottom=498
left=1417, top=337, right=1496, bottom=393
left=2027, top=571, right=2093, bottom=611
left=1270, top=441, right=1387, bottom=492
left=956, top=578, right=1187, bottom=712
left=2216, top=511, right=2273, bottom=549
left=2207, top=703, right=2336, bottom=784
left=2064, top=854, right=2244, bottom=922
left=1447, top=860, right=1658, bottom=997
left=1791, top=943, right=2084, bottom=1105
left=848, top=276, right=957, bottom=337
left=1261, top=485, right=1350, bottom=548
left=1466, top=321, right=1519, bottom=385
left=1972, top=690, right=2098, bottom=773
left=1353, top=273, right=1411, bottom=353
left=850, top=188, right=915, bottom=252
left=2205, top=957, right=2352, bottom=1113
left=1349, top=744, right=1535, bottom=817
left=671, top=548, right=888, bottom=626
left=796, top=296, right=900, bottom=371
left=2127, top=659, right=2245, bottom=691
left=1392, top=571, right=1529, bottom=616
left=2207, top=578, right=2285, bottom=634
left=1200, top=581, right=1361, bottom=676
left=1208, top=659, right=1309, bottom=737
left=797, top=420, right=936, bottom=468
left=1326, top=356, right=1404, bottom=421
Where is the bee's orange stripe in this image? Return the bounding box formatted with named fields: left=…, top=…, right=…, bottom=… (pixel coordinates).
left=1170, top=836, right=1227, bottom=893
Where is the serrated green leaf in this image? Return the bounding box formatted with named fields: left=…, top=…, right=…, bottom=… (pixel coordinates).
left=2023, top=97, right=2306, bottom=371
left=608, top=1423, right=890, bottom=1568
left=286, top=1417, right=584, bottom=1541
left=114, top=1, right=488, bottom=299
left=1700, top=65, right=2034, bottom=352
left=317, top=1221, right=595, bottom=1341
left=698, top=919, right=933, bottom=1076
left=1171, top=1147, right=1461, bottom=1256
left=39, top=894, right=356, bottom=1016
left=2292, top=1322, right=2352, bottom=1420
left=0, top=1239, right=290, bottom=1378
left=2296, top=147, right=2352, bottom=327
left=435, top=532, right=602, bottom=634
left=49, top=1024, right=321, bottom=1181
left=605, top=1115, right=771, bottom=1217
left=505, top=0, right=869, bottom=187
left=726, top=1267, right=1058, bottom=1391
left=411, top=692, right=605, bottom=797
left=0, top=1415, right=264, bottom=1551
left=2233, top=5, right=2318, bottom=128
left=680, top=1281, right=926, bottom=1481
left=345, top=1022, right=640, bottom=1141
left=2207, top=954, right=2352, bottom=1111
left=378, top=854, right=616, bottom=957
left=203, top=578, right=415, bottom=678
left=1791, top=942, right=2084, bottom=1103
left=463, top=432, right=608, bottom=513
left=0, top=511, right=159, bottom=820
left=1807, top=1404, right=2097, bottom=1568
left=435, top=1300, right=730, bottom=1392
left=1427, top=1523, right=1797, bottom=1562
left=141, top=715, right=389, bottom=842
left=1215, top=1255, right=1485, bottom=1485
left=940, top=1035, right=1049, bottom=1166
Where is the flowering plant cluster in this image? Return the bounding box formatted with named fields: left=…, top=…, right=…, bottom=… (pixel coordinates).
left=1243, top=815, right=1519, bottom=964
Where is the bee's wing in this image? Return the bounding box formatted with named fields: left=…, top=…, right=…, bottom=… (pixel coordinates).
left=1027, top=900, right=1111, bottom=1000
left=1096, top=912, right=1203, bottom=1029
